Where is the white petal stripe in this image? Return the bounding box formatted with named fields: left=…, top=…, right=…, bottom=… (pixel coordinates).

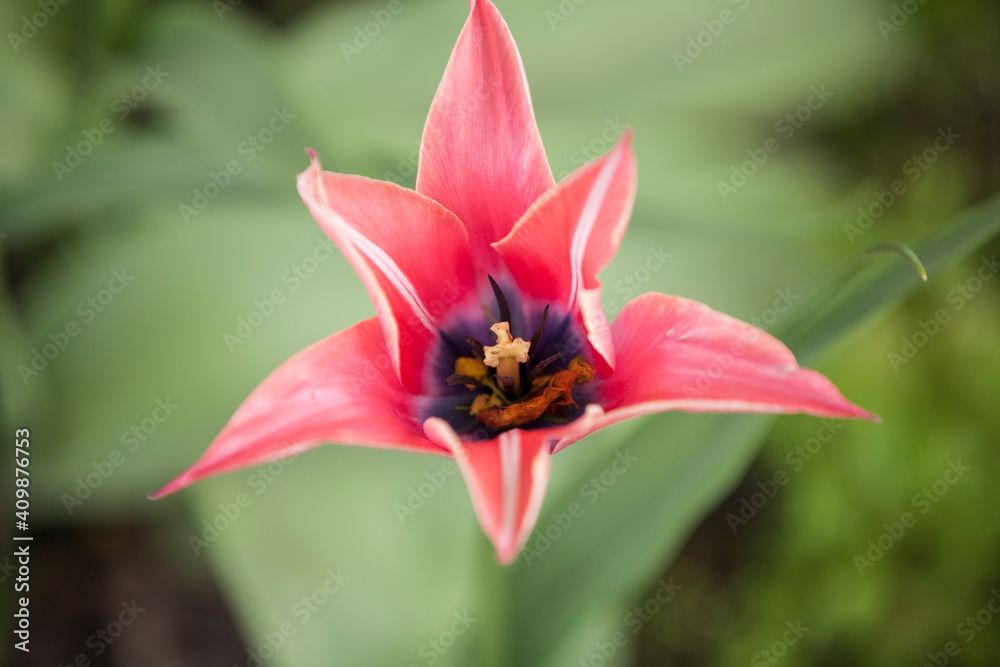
left=568, top=147, right=623, bottom=307
left=499, top=429, right=521, bottom=544
left=313, top=171, right=437, bottom=333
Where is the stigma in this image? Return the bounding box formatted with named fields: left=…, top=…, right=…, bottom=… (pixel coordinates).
left=482, top=322, right=530, bottom=394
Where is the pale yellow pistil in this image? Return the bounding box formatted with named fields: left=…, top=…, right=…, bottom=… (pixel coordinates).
left=482, top=321, right=530, bottom=395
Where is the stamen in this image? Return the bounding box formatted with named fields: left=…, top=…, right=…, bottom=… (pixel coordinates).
left=476, top=368, right=579, bottom=430
left=455, top=356, right=489, bottom=381
left=470, top=393, right=503, bottom=416
left=466, top=335, right=485, bottom=360
left=445, top=374, right=483, bottom=389
left=493, top=374, right=514, bottom=391
left=527, top=352, right=562, bottom=384
left=567, top=355, right=595, bottom=384
left=487, top=275, right=511, bottom=324
left=529, top=305, right=549, bottom=354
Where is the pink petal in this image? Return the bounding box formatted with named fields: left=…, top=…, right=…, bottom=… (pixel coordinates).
left=297, top=150, right=477, bottom=393
left=424, top=419, right=552, bottom=564
left=417, top=0, right=554, bottom=271
left=579, top=293, right=877, bottom=446
left=151, top=319, right=443, bottom=499
left=493, top=132, right=637, bottom=372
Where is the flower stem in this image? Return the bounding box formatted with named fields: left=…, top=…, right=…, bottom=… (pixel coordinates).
left=476, top=534, right=511, bottom=667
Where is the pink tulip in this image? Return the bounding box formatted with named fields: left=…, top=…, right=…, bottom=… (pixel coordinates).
left=153, top=0, right=875, bottom=565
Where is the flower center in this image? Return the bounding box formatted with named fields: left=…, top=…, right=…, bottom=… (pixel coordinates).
left=443, top=276, right=595, bottom=432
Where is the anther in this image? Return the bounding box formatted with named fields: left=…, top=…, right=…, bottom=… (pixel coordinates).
left=487, top=275, right=511, bottom=324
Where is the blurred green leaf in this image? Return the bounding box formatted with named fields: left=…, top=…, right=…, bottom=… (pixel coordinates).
left=781, top=193, right=1000, bottom=363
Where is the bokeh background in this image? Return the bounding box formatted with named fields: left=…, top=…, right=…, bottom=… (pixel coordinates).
left=2, top=0, right=999, bottom=665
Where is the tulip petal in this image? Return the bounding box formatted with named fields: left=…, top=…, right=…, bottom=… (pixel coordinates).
left=417, top=0, right=554, bottom=270
left=152, top=319, right=443, bottom=499
left=572, top=293, right=876, bottom=449
left=297, top=150, right=477, bottom=392
left=424, top=418, right=556, bottom=564
left=494, top=133, right=637, bottom=371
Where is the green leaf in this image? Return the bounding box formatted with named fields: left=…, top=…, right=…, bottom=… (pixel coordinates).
left=780, top=194, right=1000, bottom=363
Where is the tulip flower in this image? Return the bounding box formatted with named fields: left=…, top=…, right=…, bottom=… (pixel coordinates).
left=153, top=0, right=874, bottom=564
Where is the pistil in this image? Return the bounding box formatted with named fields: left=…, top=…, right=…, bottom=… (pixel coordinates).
left=482, top=321, right=530, bottom=394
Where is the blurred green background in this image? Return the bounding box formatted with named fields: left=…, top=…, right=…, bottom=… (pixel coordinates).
left=2, top=0, right=999, bottom=665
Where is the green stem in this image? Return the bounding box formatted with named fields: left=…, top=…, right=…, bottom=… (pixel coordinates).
left=477, top=534, right=511, bottom=667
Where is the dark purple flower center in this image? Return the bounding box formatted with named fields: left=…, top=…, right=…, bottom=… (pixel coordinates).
left=419, top=276, right=596, bottom=441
